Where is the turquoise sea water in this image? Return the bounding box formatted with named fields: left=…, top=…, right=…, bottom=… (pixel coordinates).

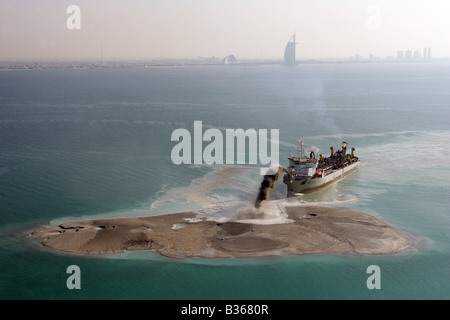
left=0, top=63, right=449, bottom=300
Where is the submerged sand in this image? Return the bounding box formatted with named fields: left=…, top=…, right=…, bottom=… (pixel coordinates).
left=29, top=206, right=415, bottom=259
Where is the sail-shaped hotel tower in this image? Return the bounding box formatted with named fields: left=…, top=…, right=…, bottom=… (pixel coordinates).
left=284, top=33, right=296, bottom=65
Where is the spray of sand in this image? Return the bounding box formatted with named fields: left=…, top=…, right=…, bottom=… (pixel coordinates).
left=254, top=165, right=290, bottom=208
left=151, top=165, right=300, bottom=225
left=196, top=165, right=293, bottom=225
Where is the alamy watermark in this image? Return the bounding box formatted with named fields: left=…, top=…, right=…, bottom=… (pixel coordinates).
left=366, top=5, right=381, bottom=30
left=66, top=265, right=81, bottom=289
left=66, top=5, right=81, bottom=30
left=171, top=121, right=279, bottom=175
left=366, top=265, right=381, bottom=289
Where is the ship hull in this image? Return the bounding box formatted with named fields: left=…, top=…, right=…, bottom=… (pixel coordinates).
left=285, top=160, right=360, bottom=195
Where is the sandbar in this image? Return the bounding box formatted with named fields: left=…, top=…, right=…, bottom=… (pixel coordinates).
left=29, top=206, right=416, bottom=259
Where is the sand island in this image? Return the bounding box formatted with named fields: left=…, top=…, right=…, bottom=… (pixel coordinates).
left=29, top=205, right=414, bottom=259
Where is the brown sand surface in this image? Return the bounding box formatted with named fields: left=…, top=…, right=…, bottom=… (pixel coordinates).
left=29, top=206, right=414, bottom=259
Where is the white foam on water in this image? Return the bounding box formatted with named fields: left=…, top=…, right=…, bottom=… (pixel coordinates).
left=356, top=130, right=450, bottom=187
left=171, top=224, right=187, bottom=230
left=49, top=207, right=154, bottom=226
left=283, top=196, right=359, bottom=207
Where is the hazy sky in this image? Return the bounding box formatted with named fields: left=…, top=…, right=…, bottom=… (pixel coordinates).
left=1, top=0, right=449, bottom=60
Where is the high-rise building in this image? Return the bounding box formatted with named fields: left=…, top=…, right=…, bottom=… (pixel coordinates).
left=405, top=50, right=412, bottom=59
left=423, top=47, right=428, bottom=59
left=284, top=33, right=296, bottom=66
left=397, top=50, right=404, bottom=60
left=413, top=51, right=421, bottom=60
left=427, top=47, right=431, bottom=59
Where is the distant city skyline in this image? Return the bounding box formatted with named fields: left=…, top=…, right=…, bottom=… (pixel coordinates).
left=1, top=0, right=450, bottom=61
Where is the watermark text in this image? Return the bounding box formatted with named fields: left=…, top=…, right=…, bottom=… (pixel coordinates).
left=171, top=121, right=279, bottom=174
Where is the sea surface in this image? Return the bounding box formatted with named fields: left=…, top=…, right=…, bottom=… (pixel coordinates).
left=0, top=62, right=449, bottom=300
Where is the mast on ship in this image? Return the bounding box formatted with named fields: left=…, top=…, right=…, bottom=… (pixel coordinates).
left=297, top=138, right=305, bottom=158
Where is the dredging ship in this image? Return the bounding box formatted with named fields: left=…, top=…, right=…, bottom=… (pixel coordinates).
left=283, top=140, right=360, bottom=195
